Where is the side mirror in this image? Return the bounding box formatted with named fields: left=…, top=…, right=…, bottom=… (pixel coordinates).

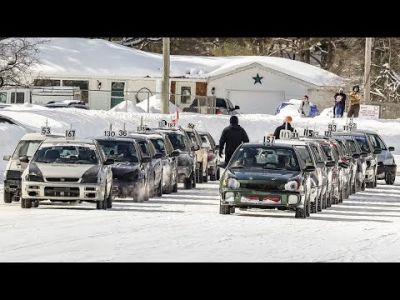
left=104, top=158, right=114, bottom=165
left=142, top=156, right=151, bottom=163
left=170, top=150, right=180, bottom=157
left=19, top=156, right=29, bottom=163
left=339, top=162, right=349, bottom=169
left=154, top=153, right=163, bottom=159
left=3, top=155, right=10, bottom=161
left=325, top=161, right=335, bottom=167
left=373, top=148, right=382, bottom=155
left=352, top=153, right=361, bottom=159
left=304, top=165, right=316, bottom=172
left=389, top=146, right=395, bottom=152
left=234, top=105, right=240, bottom=110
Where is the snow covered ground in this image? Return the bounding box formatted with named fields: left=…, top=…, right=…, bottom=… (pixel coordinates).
left=1, top=179, right=400, bottom=262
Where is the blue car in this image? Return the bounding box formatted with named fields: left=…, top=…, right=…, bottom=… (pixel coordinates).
left=276, top=100, right=320, bottom=117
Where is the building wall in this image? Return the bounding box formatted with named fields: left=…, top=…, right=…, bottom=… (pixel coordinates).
left=207, top=66, right=312, bottom=114
left=306, top=88, right=338, bottom=110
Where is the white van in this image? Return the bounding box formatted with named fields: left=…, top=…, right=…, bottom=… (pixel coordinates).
left=3, top=132, right=62, bottom=203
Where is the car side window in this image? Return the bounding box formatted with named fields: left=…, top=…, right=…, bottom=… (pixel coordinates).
left=294, top=146, right=314, bottom=167
left=369, top=134, right=386, bottom=150
left=310, top=145, right=323, bottom=163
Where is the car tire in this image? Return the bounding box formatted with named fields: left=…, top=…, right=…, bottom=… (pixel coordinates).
left=203, top=174, right=208, bottom=183
left=192, top=172, right=196, bottom=188
left=317, top=194, right=322, bottom=212
left=96, top=201, right=102, bottom=210
left=229, top=206, right=235, bottom=214
left=305, top=197, right=311, bottom=217
left=198, top=163, right=203, bottom=183
left=156, top=178, right=163, bottom=197
left=327, top=191, right=332, bottom=208
left=311, top=200, right=317, bottom=213
left=216, top=168, right=221, bottom=180
left=295, top=203, right=306, bottom=218
left=4, top=191, right=12, bottom=204
left=106, top=193, right=112, bottom=209
left=172, top=181, right=178, bottom=193
left=184, top=176, right=192, bottom=189
left=22, top=198, right=32, bottom=209
left=386, top=173, right=396, bottom=185
left=219, top=204, right=230, bottom=215
left=373, top=175, right=377, bottom=188
left=33, top=200, right=39, bottom=208
left=210, top=169, right=216, bottom=181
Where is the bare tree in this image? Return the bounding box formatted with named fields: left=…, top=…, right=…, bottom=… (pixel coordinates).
left=0, top=38, right=44, bottom=87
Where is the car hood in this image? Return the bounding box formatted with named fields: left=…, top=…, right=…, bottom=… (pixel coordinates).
left=35, top=163, right=95, bottom=178
left=230, top=168, right=301, bottom=182
left=111, top=162, right=141, bottom=179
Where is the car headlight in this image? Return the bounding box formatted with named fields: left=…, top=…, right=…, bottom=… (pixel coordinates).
left=81, top=166, right=100, bottom=183
left=25, top=163, right=44, bottom=182
left=223, top=177, right=240, bottom=189
left=285, top=180, right=299, bottom=191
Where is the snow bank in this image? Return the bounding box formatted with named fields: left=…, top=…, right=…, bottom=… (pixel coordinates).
left=2, top=106, right=400, bottom=180
left=2, top=103, right=49, bottom=111
left=136, top=95, right=180, bottom=114
left=109, top=100, right=145, bottom=113
left=0, top=124, right=28, bottom=182
left=319, top=106, right=348, bottom=118
left=276, top=104, right=301, bottom=118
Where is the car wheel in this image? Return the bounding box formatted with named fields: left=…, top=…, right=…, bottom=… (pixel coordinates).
left=219, top=204, right=231, bottom=215
left=106, top=193, right=113, bottom=209
left=33, top=200, right=39, bottom=208
left=310, top=199, right=317, bottom=213
left=96, top=201, right=103, bottom=209
left=184, top=176, right=192, bottom=189
left=198, top=163, right=203, bottom=183
left=4, top=191, right=12, bottom=204
left=156, top=178, right=163, bottom=197
left=216, top=168, right=221, bottom=180
left=22, top=198, right=32, bottom=209
left=229, top=206, right=235, bottom=214
left=317, top=193, right=322, bottom=212
left=386, top=173, right=396, bottom=185
left=327, top=191, right=332, bottom=208
left=192, top=172, right=196, bottom=188
left=172, top=181, right=178, bottom=193
left=305, top=197, right=311, bottom=217
left=373, top=175, right=377, bottom=188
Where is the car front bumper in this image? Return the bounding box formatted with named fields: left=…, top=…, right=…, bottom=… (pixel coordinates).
left=220, top=189, right=304, bottom=209
left=112, top=179, right=142, bottom=198
left=21, top=181, right=106, bottom=201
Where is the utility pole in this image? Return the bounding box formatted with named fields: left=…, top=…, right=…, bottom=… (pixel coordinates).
left=363, top=37, right=372, bottom=104
left=161, top=38, right=170, bottom=114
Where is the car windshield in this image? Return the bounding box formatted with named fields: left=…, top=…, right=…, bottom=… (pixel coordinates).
left=97, top=140, right=138, bottom=163
left=230, top=146, right=300, bottom=171
left=368, top=134, right=387, bottom=150
left=12, top=140, right=42, bottom=159
left=345, top=140, right=358, bottom=154
left=166, top=133, right=189, bottom=151
left=353, top=135, right=371, bottom=153
left=216, top=98, right=227, bottom=108
left=294, top=145, right=314, bottom=167
left=33, top=145, right=99, bottom=164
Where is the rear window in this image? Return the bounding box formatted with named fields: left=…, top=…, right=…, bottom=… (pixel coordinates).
left=310, top=144, right=323, bottom=163
left=151, top=138, right=166, bottom=155
left=167, top=133, right=189, bottom=151
left=354, top=135, right=371, bottom=153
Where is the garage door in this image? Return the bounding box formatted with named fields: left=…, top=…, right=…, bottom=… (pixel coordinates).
left=228, top=90, right=285, bottom=114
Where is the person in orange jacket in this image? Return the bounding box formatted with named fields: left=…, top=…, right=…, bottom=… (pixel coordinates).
left=348, top=85, right=362, bottom=118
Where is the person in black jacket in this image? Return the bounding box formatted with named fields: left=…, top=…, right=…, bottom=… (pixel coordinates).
left=333, top=88, right=347, bottom=118
left=273, top=116, right=294, bottom=139
left=219, top=116, right=249, bottom=165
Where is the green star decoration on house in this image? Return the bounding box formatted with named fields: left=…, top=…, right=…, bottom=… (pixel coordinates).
left=253, top=73, right=263, bottom=84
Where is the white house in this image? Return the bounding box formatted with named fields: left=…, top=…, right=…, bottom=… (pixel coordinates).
left=1, top=38, right=347, bottom=114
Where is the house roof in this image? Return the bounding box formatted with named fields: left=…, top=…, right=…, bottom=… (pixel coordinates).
left=14, top=38, right=346, bottom=87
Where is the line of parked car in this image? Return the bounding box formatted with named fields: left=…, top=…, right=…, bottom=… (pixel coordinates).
left=219, top=126, right=397, bottom=218
left=2, top=123, right=220, bottom=209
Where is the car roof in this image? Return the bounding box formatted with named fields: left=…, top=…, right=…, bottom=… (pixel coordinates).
left=242, top=143, right=295, bottom=150
left=42, top=138, right=95, bottom=144
left=275, top=139, right=309, bottom=146
left=333, top=131, right=366, bottom=136
left=95, top=137, right=137, bottom=143
left=21, top=133, right=63, bottom=141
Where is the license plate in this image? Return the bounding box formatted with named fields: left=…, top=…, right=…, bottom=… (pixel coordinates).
left=243, top=195, right=281, bottom=203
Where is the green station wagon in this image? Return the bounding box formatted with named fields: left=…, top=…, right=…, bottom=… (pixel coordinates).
left=219, top=143, right=318, bottom=218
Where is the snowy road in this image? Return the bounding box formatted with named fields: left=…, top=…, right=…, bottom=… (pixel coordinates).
left=1, top=179, right=400, bottom=262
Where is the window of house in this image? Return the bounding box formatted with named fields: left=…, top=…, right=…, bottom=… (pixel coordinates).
left=33, top=79, right=61, bottom=86
left=0, top=92, right=6, bottom=103
left=62, top=80, right=89, bottom=103
left=110, top=82, right=125, bottom=108
left=11, top=92, right=25, bottom=104
left=181, top=86, right=191, bottom=104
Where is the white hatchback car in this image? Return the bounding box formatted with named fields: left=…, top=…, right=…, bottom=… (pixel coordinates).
left=21, top=138, right=114, bottom=209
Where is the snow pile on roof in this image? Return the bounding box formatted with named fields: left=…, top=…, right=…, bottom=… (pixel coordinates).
left=11, top=38, right=346, bottom=86
left=109, top=100, right=145, bottom=113
left=2, top=103, right=49, bottom=111
left=136, top=95, right=180, bottom=114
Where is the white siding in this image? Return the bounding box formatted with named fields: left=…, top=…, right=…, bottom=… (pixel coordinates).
left=207, top=66, right=311, bottom=114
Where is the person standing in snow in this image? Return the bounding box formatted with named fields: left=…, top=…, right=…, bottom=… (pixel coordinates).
left=333, top=88, right=346, bottom=118
left=348, top=85, right=362, bottom=118
left=301, top=95, right=311, bottom=117
left=219, top=116, right=249, bottom=165
left=273, top=116, right=295, bottom=139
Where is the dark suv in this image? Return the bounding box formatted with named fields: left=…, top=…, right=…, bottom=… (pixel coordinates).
left=183, top=98, right=240, bottom=115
